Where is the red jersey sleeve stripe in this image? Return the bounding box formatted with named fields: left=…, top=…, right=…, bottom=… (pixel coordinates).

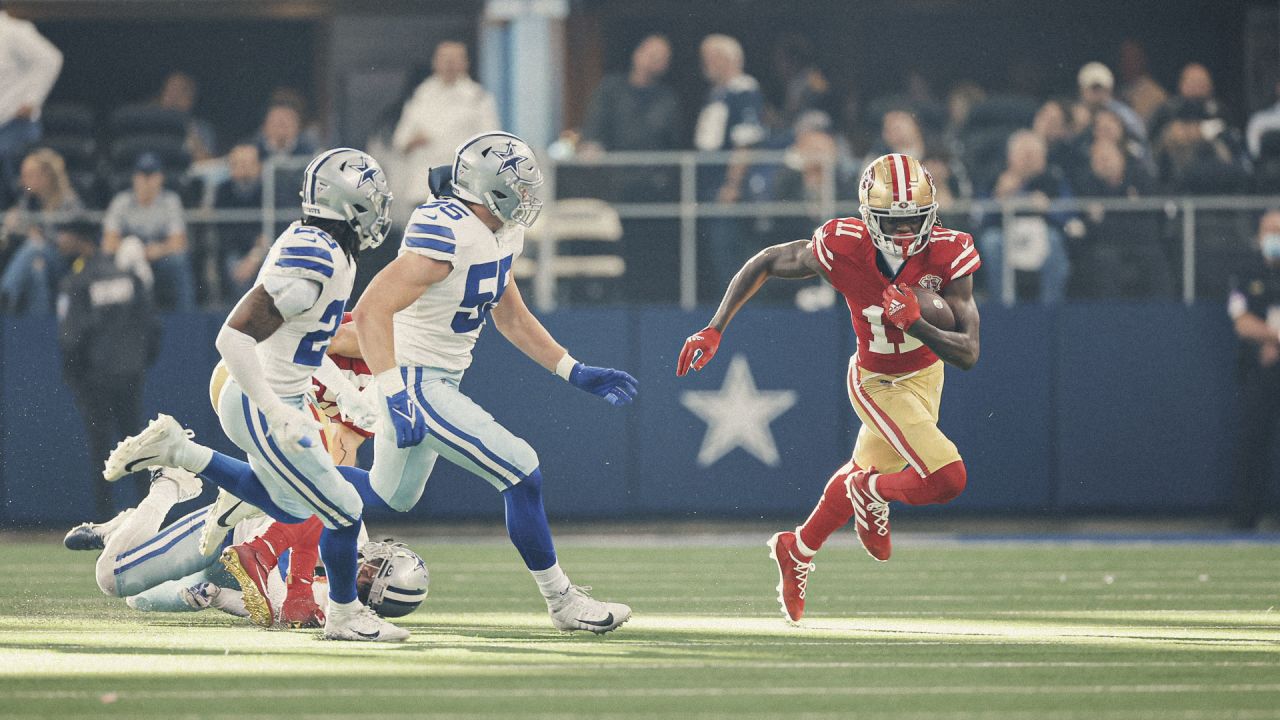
left=951, top=256, right=981, bottom=280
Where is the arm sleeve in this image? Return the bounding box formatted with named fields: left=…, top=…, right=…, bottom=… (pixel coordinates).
left=164, top=193, right=187, bottom=236
left=13, top=23, right=62, bottom=111
left=102, top=195, right=125, bottom=235
left=262, top=273, right=322, bottom=319
left=215, top=324, right=288, bottom=414
left=313, top=353, right=362, bottom=402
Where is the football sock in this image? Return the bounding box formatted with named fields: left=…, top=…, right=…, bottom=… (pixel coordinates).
left=871, top=460, right=967, bottom=505
left=337, top=465, right=394, bottom=512
left=175, top=439, right=213, bottom=474
left=285, top=517, right=323, bottom=591
left=318, top=521, right=361, bottom=604
left=502, top=468, right=558, bottom=572
left=198, top=452, right=305, bottom=523
left=532, top=563, right=571, bottom=601
left=796, top=463, right=859, bottom=555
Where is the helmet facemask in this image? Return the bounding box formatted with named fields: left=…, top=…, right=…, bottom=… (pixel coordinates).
left=857, top=153, right=939, bottom=258
left=861, top=203, right=937, bottom=257
left=345, top=187, right=393, bottom=251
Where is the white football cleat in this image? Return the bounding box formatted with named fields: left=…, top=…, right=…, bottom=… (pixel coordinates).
left=198, top=489, right=263, bottom=556
left=103, top=414, right=194, bottom=482
left=63, top=509, right=135, bottom=551
left=150, top=467, right=203, bottom=503
left=548, top=585, right=632, bottom=634
left=323, top=601, right=409, bottom=643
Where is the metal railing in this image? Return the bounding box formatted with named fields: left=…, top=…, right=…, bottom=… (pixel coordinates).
left=12, top=154, right=1276, bottom=311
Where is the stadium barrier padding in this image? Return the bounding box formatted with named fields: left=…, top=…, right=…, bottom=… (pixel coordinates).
left=0, top=302, right=1250, bottom=526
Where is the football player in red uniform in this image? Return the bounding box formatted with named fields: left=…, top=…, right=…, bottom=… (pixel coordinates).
left=677, top=153, right=981, bottom=623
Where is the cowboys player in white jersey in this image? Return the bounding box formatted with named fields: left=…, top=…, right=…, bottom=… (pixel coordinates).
left=103, top=148, right=408, bottom=642
left=345, top=131, right=636, bottom=633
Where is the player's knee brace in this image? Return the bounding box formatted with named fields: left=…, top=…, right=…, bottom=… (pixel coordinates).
left=926, top=461, right=967, bottom=504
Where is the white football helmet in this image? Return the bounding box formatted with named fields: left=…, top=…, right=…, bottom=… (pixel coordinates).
left=300, top=147, right=393, bottom=251
left=357, top=540, right=429, bottom=618
left=450, top=131, right=544, bottom=227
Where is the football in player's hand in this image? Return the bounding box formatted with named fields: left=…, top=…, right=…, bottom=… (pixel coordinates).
left=913, top=287, right=956, bottom=331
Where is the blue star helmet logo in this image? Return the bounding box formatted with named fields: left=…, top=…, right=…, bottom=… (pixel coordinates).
left=492, top=141, right=531, bottom=181
left=347, top=156, right=381, bottom=189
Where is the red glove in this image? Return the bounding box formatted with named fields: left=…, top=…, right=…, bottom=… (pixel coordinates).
left=676, top=327, right=722, bottom=377
left=881, top=284, right=920, bottom=331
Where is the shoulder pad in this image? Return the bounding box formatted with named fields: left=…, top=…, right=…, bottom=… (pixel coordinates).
left=930, top=226, right=980, bottom=281
left=402, top=200, right=472, bottom=258
left=268, top=226, right=338, bottom=280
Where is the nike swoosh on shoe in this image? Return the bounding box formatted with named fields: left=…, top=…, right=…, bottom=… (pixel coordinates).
left=124, top=455, right=159, bottom=473
left=354, top=629, right=381, bottom=639
left=575, top=613, right=615, bottom=628
left=215, top=501, right=244, bottom=527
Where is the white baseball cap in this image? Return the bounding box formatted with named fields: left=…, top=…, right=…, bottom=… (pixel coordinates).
left=1078, top=62, right=1115, bottom=90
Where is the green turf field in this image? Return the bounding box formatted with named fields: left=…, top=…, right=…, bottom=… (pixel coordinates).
left=2, top=534, right=1278, bottom=719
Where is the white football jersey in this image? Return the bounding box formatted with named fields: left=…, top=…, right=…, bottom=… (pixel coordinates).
left=242, top=222, right=356, bottom=398
left=393, top=197, right=525, bottom=371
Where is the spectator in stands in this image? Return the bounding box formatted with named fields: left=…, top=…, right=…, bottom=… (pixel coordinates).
left=773, top=126, right=855, bottom=210
left=1075, top=138, right=1153, bottom=199
left=255, top=101, right=315, bottom=162
left=874, top=109, right=968, bottom=199
left=1083, top=108, right=1156, bottom=184
left=1153, top=100, right=1248, bottom=194
left=1246, top=80, right=1280, bottom=160
left=1032, top=99, right=1084, bottom=180
left=1071, top=139, right=1169, bottom=300
left=154, top=71, right=216, bottom=163
left=392, top=41, right=499, bottom=207
left=103, top=152, right=195, bottom=311
left=771, top=33, right=832, bottom=132
left=1, top=147, right=82, bottom=314
left=694, top=33, right=766, bottom=298
left=1227, top=209, right=1280, bottom=530
left=56, top=217, right=160, bottom=519
left=213, top=143, right=267, bottom=301
left=0, top=3, right=62, bottom=206
left=1149, top=63, right=1227, bottom=143
left=1116, top=40, right=1168, bottom=124
left=580, top=34, right=682, bottom=154
left=1076, top=62, right=1147, bottom=142
left=978, top=130, right=1075, bottom=304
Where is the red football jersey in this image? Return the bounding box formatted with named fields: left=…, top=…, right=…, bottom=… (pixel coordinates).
left=811, top=217, right=980, bottom=374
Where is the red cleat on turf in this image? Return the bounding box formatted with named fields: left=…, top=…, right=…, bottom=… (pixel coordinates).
left=220, top=544, right=277, bottom=627
left=766, top=531, right=815, bottom=624
left=279, top=586, right=325, bottom=629
left=846, top=469, right=892, bottom=561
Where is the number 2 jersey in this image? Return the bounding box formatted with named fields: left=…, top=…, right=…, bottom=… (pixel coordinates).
left=247, top=222, right=355, bottom=397
left=393, top=196, right=524, bottom=371
left=811, top=217, right=980, bottom=375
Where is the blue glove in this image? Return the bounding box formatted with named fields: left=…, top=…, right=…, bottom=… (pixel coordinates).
left=385, top=389, right=427, bottom=448
left=568, top=363, right=639, bottom=406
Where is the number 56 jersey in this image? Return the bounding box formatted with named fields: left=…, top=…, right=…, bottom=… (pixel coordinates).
left=811, top=217, right=980, bottom=375
left=393, top=197, right=525, bottom=372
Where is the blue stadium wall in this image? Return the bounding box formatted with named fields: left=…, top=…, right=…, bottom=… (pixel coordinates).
left=0, top=302, right=1254, bottom=527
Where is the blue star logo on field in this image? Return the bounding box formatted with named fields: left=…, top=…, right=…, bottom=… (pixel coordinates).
left=348, top=156, right=380, bottom=189
left=680, top=355, right=797, bottom=467
left=493, top=141, right=530, bottom=181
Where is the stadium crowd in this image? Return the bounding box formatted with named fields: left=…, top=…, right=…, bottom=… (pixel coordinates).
left=2, top=15, right=1279, bottom=311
